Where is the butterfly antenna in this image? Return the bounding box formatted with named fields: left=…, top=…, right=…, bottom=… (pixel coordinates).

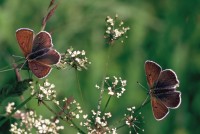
left=137, top=81, right=148, bottom=91
left=18, top=61, right=27, bottom=71
left=0, top=56, right=25, bottom=73
left=12, top=55, right=25, bottom=59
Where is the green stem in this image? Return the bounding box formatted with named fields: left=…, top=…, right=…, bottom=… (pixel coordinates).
left=0, top=92, right=37, bottom=127
left=42, top=101, right=58, bottom=116
left=97, top=46, right=112, bottom=113
left=103, top=95, right=112, bottom=113
left=75, top=70, right=85, bottom=107
left=134, top=99, right=150, bottom=114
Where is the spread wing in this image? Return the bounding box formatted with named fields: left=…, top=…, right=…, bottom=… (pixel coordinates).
left=35, top=49, right=61, bottom=65
left=145, top=60, right=162, bottom=88
left=28, top=60, right=52, bottom=79
left=32, top=31, right=53, bottom=52
left=156, top=69, right=179, bottom=89
left=155, top=69, right=181, bottom=108
left=151, top=96, right=169, bottom=121
left=16, top=28, right=33, bottom=57
left=155, top=91, right=181, bottom=108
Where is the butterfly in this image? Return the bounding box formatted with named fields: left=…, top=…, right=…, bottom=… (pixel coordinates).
left=145, top=60, right=181, bottom=121
left=16, top=28, right=61, bottom=79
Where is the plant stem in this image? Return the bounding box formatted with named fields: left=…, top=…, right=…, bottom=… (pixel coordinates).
left=134, top=99, right=150, bottom=114
left=0, top=92, right=36, bottom=127
left=75, top=70, right=85, bottom=107
left=97, top=46, right=112, bottom=113
left=103, top=95, right=112, bottom=113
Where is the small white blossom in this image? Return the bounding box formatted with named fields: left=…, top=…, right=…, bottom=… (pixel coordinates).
left=95, top=84, right=100, bottom=89
left=58, top=47, right=91, bottom=71
left=10, top=110, right=64, bottom=134
left=104, top=76, right=127, bottom=98
left=105, top=15, right=130, bottom=43
left=6, top=102, right=15, bottom=114
left=82, top=110, right=113, bottom=133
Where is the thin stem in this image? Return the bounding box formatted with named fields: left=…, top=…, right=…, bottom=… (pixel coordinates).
left=75, top=70, right=85, bottom=107
left=134, top=99, right=150, bottom=114
left=116, top=124, right=126, bottom=130
left=97, top=46, right=112, bottom=113
left=42, top=101, right=58, bottom=116
left=103, top=95, right=112, bottom=113
left=0, top=92, right=37, bottom=127
left=70, top=120, right=86, bottom=134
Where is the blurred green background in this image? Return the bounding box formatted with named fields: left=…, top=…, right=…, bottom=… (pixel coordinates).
left=0, top=0, right=200, bottom=133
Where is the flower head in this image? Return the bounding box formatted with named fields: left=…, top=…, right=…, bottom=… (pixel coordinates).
left=104, top=15, right=130, bottom=44
left=8, top=104, right=64, bottom=134
left=104, top=76, right=127, bottom=98
left=81, top=110, right=115, bottom=134
left=57, top=47, right=91, bottom=71
left=125, top=107, right=144, bottom=134
left=60, top=97, right=83, bottom=123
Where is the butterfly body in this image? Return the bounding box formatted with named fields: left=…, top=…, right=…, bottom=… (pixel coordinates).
left=145, top=60, right=181, bottom=121
left=16, top=28, right=61, bottom=78
left=27, top=48, right=50, bottom=60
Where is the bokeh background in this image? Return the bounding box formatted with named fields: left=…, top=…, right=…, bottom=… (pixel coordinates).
left=0, top=0, right=200, bottom=133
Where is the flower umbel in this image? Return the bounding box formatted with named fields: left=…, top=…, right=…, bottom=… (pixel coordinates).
left=104, top=15, right=130, bottom=44
left=57, top=47, right=91, bottom=71
left=30, top=79, right=59, bottom=105
left=81, top=110, right=115, bottom=134
left=61, top=97, right=83, bottom=122
left=104, top=76, right=127, bottom=98
left=8, top=104, right=64, bottom=134
left=125, top=107, right=144, bottom=134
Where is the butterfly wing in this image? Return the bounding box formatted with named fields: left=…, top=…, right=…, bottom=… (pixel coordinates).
left=32, top=31, right=53, bottom=52
left=155, top=69, right=181, bottom=108
left=155, top=91, right=181, bottom=108
left=35, top=49, right=61, bottom=65
left=151, top=96, right=169, bottom=121
left=145, top=60, right=162, bottom=88
left=16, top=28, right=34, bottom=57
left=156, top=70, right=179, bottom=88
left=28, top=60, right=52, bottom=78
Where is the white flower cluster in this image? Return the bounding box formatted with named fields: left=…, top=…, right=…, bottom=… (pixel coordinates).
left=30, top=80, right=58, bottom=104
left=6, top=103, right=64, bottom=134
left=61, top=97, right=83, bottom=123
left=80, top=110, right=116, bottom=134
left=38, top=80, right=58, bottom=104
left=58, top=47, right=91, bottom=71
left=105, top=15, right=130, bottom=43
left=124, top=107, right=144, bottom=134
left=105, top=76, right=127, bottom=98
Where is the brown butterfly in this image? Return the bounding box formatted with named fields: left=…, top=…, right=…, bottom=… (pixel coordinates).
left=145, top=60, right=181, bottom=121
left=16, top=28, right=61, bottom=78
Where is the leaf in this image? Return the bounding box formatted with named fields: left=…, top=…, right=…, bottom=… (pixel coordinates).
left=0, top=79, right=32, bottom=102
